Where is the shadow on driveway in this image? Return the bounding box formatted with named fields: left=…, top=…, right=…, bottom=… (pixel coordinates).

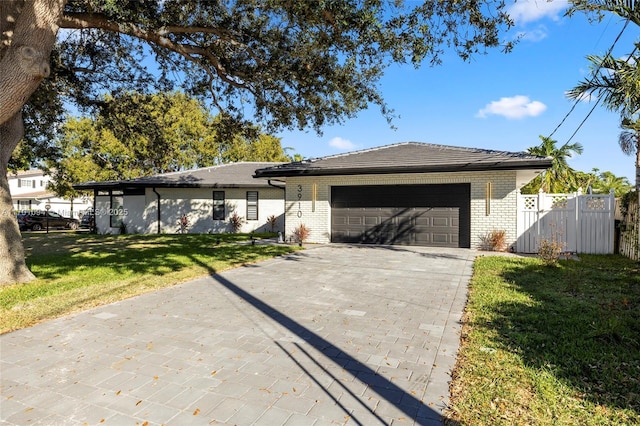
left=209, top=272, right=448, bottom=424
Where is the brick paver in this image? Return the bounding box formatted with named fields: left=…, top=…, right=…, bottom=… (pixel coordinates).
left=0, top=244, right=476, bottom=425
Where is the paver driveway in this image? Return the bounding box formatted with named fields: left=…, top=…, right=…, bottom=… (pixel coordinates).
left=0, top=244, right=476, bottom=425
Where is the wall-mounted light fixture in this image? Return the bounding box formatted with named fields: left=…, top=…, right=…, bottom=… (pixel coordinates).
left=485, top=182, right=492, bottom=216
left=312, top=183, right=317, bottom=212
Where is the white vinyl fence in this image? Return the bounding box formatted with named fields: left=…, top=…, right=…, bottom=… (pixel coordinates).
left=516, top=190, right=615, bottom=254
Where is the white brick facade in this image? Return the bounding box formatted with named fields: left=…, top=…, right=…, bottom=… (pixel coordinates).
left=283, top=171, right=521, bottom=249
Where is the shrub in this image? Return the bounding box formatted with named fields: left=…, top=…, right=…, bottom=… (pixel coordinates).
left=266, top=215, right=278, bottom=232
left=480, top=229, right=507, bottom=251
left=228, top=212, right=244, bottom=233
left=292, top=223, right=310, bottom=245
left=538, top=235, right=565, bottom=266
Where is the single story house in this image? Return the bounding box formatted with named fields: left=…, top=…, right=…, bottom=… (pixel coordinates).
left=254, top=142, right=553, bottom=249
left=73, top=162, right=286, bottom=234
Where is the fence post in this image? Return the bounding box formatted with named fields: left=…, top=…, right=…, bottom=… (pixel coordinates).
left=537, top=189, right=544, bottom=246
left=609, top=189, right=615, bottom=254
left=576, top=189, right=581, bottom=254
left=516, top=189, right=522, bottom=252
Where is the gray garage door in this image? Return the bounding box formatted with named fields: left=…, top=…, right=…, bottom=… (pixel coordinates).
left=331, top=184, right=470, bottom=248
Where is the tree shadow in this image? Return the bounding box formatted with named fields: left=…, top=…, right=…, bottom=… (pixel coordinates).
left=24, top=234, right=291, bottom=281
left=334, top=208, right=463, bottom=249
left=485, top=256, right=640, bottom=415
left=189, top=254, right=460, bottom=425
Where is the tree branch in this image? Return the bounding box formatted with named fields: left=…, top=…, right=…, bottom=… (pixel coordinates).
left=59, top=12, right=261, bottom=93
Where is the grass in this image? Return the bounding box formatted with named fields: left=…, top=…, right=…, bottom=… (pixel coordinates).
left=0, top=233, right=299, bottom=334
left=447, top=254, right=640, bottom=425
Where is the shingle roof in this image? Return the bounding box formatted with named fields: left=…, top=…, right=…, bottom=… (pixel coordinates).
left=8, top=169, right=47, bottom=178
left=254, top=142, right=552, bottom=178
left=73, top=162, right=285, bottom=190
left=12, top=191, right=54, bottom=199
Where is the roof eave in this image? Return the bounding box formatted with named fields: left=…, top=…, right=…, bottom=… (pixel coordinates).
left=254, top=161, right=552, bottom=178
left=72, top=182, right=271, bottom=190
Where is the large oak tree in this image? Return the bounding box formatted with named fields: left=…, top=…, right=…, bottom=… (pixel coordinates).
left=1, top=0, right=515, bottom=284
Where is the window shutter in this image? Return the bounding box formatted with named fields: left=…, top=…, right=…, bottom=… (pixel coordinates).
left=246, top=191, right=258, bottom=220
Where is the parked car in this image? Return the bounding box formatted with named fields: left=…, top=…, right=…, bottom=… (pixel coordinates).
left=79, top=209, right=95, bottom=230
left=16, top=213, right=28, bottom=230
left=18, top=211, right=80, bottom=231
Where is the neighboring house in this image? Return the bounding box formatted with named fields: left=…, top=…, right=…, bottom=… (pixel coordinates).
left=8, top=169, right=91, bottom=219
left=73, top=162, right=286, bottom=235
left=254, top=142, right=553, bottom=249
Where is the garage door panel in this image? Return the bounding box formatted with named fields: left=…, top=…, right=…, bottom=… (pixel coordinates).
left=432, top=217, right=454, bottom=227
left=414, top=215, right=432, bottom=226
left=432, top=233, right=453, bottom=244
left=331, top=185, right=470, bottom=248
left=348, top=216, right=363, bottom=225
left=333, top=216, right=347, bottom=226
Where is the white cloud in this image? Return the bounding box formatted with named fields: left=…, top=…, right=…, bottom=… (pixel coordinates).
left=329, top=137, right=356, bottom=150
left=507, top=0, right=569, bottom=24
left=476, top=95, right=547, bottom=119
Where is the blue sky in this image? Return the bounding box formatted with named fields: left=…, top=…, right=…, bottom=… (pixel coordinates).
left=276, top=1, right=639, bottom=183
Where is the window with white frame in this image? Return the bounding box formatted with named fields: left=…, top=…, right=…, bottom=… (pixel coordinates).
left=18, top=179, right=35, bottom=188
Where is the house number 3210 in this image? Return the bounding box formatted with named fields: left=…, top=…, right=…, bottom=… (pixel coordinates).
left=296, top=185, right=303, bottom=218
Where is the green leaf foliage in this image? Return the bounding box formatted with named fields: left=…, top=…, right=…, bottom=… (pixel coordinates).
left=18, top=0, right=514, bottom=168
left=47, top=91, right=291, bottom=198
left=521, top=136, right=584, bottom=194
left=566, top=1, right=639, bottom=192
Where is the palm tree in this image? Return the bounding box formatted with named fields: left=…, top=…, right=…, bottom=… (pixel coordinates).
left=594, top=171, right=634, bottom=197
left=619, top=119, right=640, bottom=193
left=567, top=1, right=639, bottom=257
left=522, top=136, right=584, bottom=193
left=566, top=47, right=640, bottom=193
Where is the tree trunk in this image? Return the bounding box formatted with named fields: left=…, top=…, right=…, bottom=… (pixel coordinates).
left=0, top=0, right=66, bottom=284
left=636, top=146, right=640, bottom=195
left=0, top=0, right=66, bottom=125
left=636, top=147, right=639, bottom=258
left=0, top=113, right=35, bottom=285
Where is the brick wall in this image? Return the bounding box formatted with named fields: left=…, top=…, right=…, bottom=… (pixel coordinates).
left=283, top=171, right=519, bottom=249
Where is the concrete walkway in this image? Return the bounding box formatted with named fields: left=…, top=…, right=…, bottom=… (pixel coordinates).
left=0, top=244, right=476, bottom=425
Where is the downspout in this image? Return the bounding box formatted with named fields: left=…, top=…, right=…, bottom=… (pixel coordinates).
left=91, top=189, right=97, bottom=233
left=152, top=187, right=161, bottom=234
left=268, top=180, right=286, bottom=239
left=267, top=180, right=285, bottom=191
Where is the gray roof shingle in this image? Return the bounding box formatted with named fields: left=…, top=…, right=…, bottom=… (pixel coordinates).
left=254, top=142, right=552, bottom=178
left=74, top=162, right=285, bottom=190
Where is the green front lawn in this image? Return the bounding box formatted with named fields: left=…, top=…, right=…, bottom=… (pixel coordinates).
left=447, top=254, right=640, bottom=425
left=0, top=233, right=299, bottom=334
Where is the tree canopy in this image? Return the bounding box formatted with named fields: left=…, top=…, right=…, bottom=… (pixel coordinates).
left=521, top=136, right=584, bottom=194
left=567, top=0, right=640, bottom=192
left=47, top=91, right=292, bottom=200
left=16, top=0, right=516, bottom=152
